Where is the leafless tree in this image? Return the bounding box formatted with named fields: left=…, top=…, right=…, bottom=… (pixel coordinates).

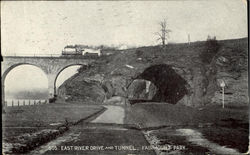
left=156, top=19, right=171, bottom=47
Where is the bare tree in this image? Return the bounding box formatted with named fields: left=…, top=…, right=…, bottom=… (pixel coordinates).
left=156, top=19, right=171, bottom=47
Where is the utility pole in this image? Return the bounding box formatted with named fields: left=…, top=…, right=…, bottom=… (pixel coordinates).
left=188, top=34, right=190, bottom=45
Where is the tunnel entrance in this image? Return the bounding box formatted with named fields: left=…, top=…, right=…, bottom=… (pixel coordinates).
left=133, top=64, right=188, bottom=104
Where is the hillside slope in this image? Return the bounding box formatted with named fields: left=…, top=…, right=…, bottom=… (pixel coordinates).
left=58, top=38, right=248, bottom=106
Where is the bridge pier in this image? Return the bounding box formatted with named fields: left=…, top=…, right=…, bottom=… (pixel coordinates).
left=2, top=83, right=6, bottom=112
left=47, top=74, right=57, bottom=101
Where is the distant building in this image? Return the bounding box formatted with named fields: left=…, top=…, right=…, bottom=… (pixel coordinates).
left=83, top=48, right=101, bottom=56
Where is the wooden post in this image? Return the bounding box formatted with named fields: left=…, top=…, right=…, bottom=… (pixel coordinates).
left=12, top=100, right=14, bottom=107
left=18, top=100, right=19, bottom=106
left=222, top=87, right=225, bottom=109
left=188, top=34, right=190, bottom=45
left=220, top=80, right=226, bottom=109
left=29, top=100, right=30, bottom=105
left=23, top=100, right=25, bottom=106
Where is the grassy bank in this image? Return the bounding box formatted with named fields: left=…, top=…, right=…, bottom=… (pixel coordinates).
left=2, top=103, right=105, bottom=154
left=124, top=103, right=249, bottom=153
left=124, top=103, right=248, bottom=128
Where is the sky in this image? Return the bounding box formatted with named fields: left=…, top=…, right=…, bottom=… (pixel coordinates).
left=1, top=0, right=248, bottom=56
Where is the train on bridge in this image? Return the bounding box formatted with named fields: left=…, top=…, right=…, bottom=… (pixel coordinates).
left=61, top=45, right=101, bottom=58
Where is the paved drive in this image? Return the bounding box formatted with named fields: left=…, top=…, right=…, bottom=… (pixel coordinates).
left=31, top=105, right=155, bottom=155
left=91, top=106, right=125, bottom=124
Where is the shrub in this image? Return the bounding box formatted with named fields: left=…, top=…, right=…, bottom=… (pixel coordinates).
left=136, top=50, right=143, bottom=57
left=200, top=36, right=220, bottom=64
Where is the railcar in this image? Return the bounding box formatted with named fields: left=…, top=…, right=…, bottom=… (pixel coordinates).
left=61, top=45, right=83, bottom=56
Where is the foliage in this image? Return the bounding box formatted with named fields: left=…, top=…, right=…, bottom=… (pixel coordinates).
left=77, top=65, right=89, bottom=73
left=200, top=36, right=220, bottom=64
left=136, top=50, right=143, bottom=57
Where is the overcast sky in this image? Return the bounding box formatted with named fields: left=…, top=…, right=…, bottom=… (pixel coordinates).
left=1, top=0, right=247, bottom=56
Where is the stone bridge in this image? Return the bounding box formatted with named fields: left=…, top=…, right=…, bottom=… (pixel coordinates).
left=1, top=56, right=96, bottom=104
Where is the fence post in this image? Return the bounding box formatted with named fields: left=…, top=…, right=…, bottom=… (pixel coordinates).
left=12, top=100, right=14, bottom=107
left=18, top=100, right=19, bottom=106
left=34, top=100, right=36, bottom=105
left=23, top=100, right=25, bottom=106
left=29, top=100, right=30, bottom=105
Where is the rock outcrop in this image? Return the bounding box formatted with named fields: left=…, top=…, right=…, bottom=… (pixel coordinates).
left=58, top=38, right=248, bottom=107
left=205, top=41, right=248, bottom=105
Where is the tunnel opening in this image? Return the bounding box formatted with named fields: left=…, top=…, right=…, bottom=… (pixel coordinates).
left=133, top=64, right=188, bottom=104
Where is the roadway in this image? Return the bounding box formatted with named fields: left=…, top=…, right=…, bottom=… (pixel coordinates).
left=30, top=105, right=155, bottom=155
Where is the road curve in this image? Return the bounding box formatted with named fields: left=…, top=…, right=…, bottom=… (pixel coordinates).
left=91, top=105, right=125, bottom=124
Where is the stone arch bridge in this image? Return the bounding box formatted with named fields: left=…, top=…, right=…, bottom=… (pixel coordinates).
left=1, top=56, right=96, bottom=104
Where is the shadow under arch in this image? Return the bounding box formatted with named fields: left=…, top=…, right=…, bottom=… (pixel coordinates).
left=54, top=64, right=85, bottom=95
left=132, top=64, right=188, bottom=104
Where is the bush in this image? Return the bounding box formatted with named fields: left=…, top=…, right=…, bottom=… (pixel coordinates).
left=77, top=65, right=89, bottom=73
left=200, top=36, right=220, bottom=64
left=49, top=97, right=56, bottom=103
left=136, top=50, right=143, bottom=57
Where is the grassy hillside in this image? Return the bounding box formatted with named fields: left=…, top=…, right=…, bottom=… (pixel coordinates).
left=58, top=37, right=248, bottom=107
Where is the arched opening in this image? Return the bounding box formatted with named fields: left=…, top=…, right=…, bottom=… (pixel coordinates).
left=54, top=65, right=82, bottom=100
left=133, top=64, right=188, bottom=104
left=3, top=64, right=48, bottom=106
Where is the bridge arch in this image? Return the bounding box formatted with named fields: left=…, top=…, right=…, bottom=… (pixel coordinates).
left=2, top=64, right=49, bottom=105
left=54, top=64, right=85, bottom=95
left=2, top=56, right=95, bottom=107
left=130, top=64, right=189, bottom=104
left=2, top=63, right=47, bottom=82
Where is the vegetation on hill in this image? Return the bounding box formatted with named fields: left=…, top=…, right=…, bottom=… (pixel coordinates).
left=58, top=38, right=248, bottom=107
left=200, top=36, right=220, bottom=64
